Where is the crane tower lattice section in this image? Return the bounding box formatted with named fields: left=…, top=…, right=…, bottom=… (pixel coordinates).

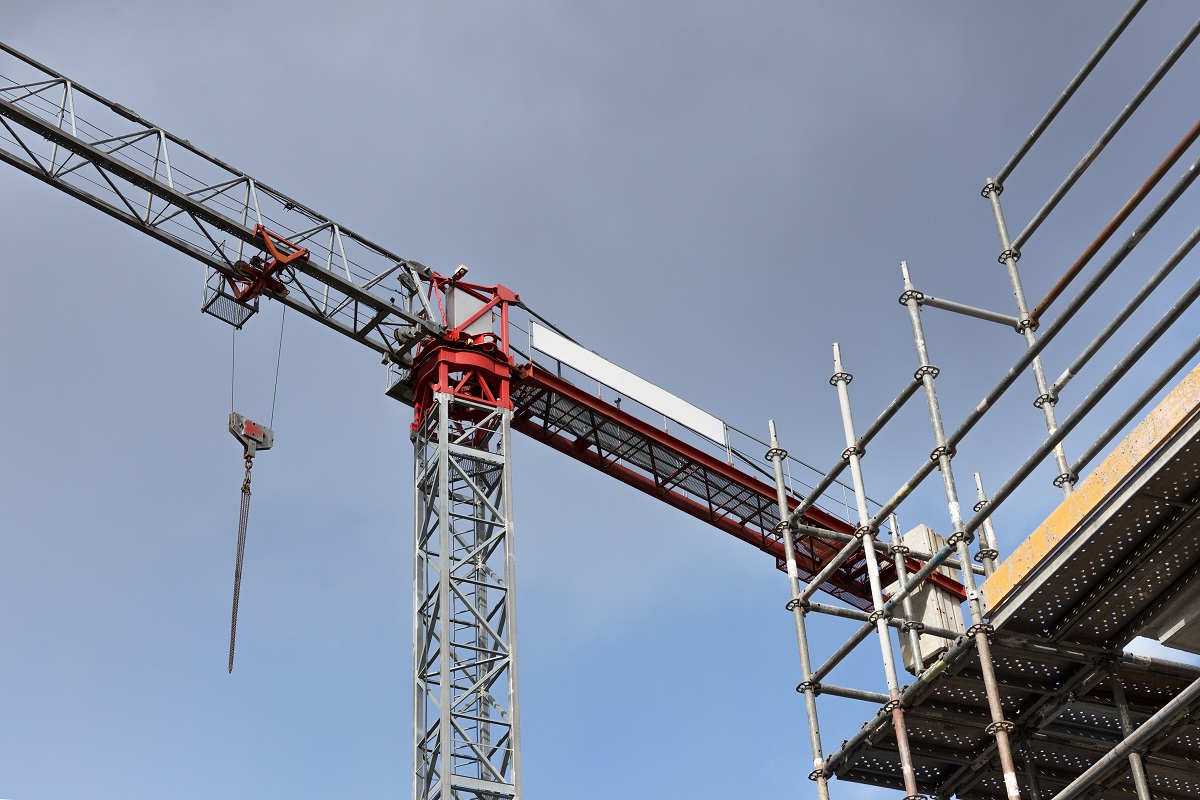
left=413, top=391, right=521, bottom=800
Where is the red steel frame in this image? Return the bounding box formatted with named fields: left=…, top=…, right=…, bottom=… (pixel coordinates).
left=408, top=276, right=520, bottom=432
left=226, top=225, right=310, bottom=303
left=405, top=274, right=964, bottom=608
left=509, top=363, right=965, bottom=608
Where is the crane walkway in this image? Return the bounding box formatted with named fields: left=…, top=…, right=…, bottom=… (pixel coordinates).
left=508, top=362, right=888, bottom=610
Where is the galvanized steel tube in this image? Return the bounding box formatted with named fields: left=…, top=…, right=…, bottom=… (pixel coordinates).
left=1032, top=116, right=1200, bottom=324
left=767, top=421, right=832, bottom=798
left=889, top=513, right=927, bottom=674
left=1109, top=667, right=1153, bottom=800
left=873, top=151, right=1200, bottom=538
left=1071, top=330, right=1200, bottom=477
left=984, top=184, right=1075, bottom=495
left=973, top=473, right=1001, bottom=577
left=994, top=0, right=1148, bottom=185
left=921, top=294, right=1022, bottom=330
left=831, top=342, right=922, bottom=799
left=1051, top=193, right=1200, bottom=400
left=965, top=225, right=1200, bottom=536
left=900, top=261, right=1024, bottom=800
left=1013, top=15, right=1200, bottom=250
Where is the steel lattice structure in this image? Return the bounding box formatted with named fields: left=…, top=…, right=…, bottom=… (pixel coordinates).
left=413, top=393, right=521, bottom=800
left=0, top=42, right=443, bottom=362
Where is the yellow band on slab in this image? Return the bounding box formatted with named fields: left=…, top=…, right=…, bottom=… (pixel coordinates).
left=983, top=362, right=1200, bottom=615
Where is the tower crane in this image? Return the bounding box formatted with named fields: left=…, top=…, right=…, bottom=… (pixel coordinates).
left=0, top=41, right=963, bottom=799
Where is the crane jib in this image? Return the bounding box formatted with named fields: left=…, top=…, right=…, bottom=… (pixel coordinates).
left=0, top=40, right=964, bottom=618
left=0, top=40, right=969, bottom=796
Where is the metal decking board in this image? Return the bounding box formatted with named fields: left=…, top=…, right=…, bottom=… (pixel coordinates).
left=984, top=362, right=1200, bottom=622
left=827, top=637, right=1200, bottom=799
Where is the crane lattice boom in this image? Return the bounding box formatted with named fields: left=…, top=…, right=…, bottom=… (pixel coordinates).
left=0, top=40, right=965, bottom=800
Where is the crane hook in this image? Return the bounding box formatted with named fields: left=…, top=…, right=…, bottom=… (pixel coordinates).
left=227, top=413, right=273, bottom=673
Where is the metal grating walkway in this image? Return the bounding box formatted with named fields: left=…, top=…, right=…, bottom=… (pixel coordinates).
left=510, top=363, right=900, bottom=610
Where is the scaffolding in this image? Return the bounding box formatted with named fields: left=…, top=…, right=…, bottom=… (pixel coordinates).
left=0, top=5, right=1198, bottom=796
left=769, top=3, right=1200, bottom=798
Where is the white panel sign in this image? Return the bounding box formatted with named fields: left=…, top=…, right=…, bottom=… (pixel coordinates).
left=446, top=286, right=491, bottom=337
left=530, top=321, right=726, bottom=444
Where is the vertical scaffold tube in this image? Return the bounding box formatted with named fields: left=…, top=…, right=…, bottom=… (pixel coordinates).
left=982, top=181, right=1075, bottom=495
left=766, top=421, right=831, bottom=800
left=899, top=260, right=1023, bottom=800
left=888, top=513, right=925, bottom=675
left=1020, top=737, right=1045, bottom=800
left=830, top=344, right=921, bottom=799
left=973, top=473, right=1001, bottom=578
left=1110, top=666, right=1154, bottom=800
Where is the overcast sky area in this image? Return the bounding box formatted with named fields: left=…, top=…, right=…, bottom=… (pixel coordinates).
left=2, top=3, right=1199, bottom=799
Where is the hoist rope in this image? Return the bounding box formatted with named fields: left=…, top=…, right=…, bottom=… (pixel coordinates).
left=230, top=327, right=237, bottom=413
left=270, top=306, right=286, bottom=429
left=228, top=454, right=253, bottom=673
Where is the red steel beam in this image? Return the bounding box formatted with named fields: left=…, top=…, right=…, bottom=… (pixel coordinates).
left=512, top=364, right=966, bottom=607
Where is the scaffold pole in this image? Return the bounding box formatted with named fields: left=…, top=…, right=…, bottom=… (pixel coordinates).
left=766, top=421, right=831, bottom=799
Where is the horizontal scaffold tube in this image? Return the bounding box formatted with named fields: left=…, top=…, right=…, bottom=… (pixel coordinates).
left=1071, top=320, right=1200, bottom=476
left=1013, top=14, right=1200, bottom=249
left=1050, top=674, right=1200, bottom=800
left=994, top=0, right=1148, bottom=185
left=817, top=684, right=890, bottom=705
left=964, top=223, right=1200, bottom=537
left=807, top=601, right=962, bottom=641
left=866, top=150, right=1200, bottom=558
left=922, top=295, right=1021, bottom=330
left=1033, top=115, right=1200, bottom=324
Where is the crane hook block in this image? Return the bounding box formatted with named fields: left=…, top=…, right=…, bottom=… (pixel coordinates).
left=229, top=412, right=274, bottom=457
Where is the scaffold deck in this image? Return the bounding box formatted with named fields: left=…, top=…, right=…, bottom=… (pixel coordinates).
left=829, top=636, right=1200, bottom=799
left=831, top=364, right=1200, bottom=798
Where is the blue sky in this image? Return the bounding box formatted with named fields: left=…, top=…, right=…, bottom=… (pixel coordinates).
left=2, top=3, right=1199, bottom=799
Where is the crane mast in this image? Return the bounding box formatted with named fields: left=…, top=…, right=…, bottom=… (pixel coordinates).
left=413, top=390, right=521, bottom=798
left=0, top=41, right=964, bottom=798
left=408, top=282, right=526, bottom=798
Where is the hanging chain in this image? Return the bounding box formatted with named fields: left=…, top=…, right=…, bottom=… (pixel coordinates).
left=228, top=453, right=253, bottom=673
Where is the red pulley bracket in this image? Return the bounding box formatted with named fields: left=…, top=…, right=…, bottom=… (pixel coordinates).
left=227, top=225, right=310, bottom=303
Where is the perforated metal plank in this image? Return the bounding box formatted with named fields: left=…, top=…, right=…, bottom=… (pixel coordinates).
left=819, top=372, right=1200, bottom=795
left=991, top=410, right=1200, bottom=648
left=827, top=634, right=1200, bottom=799
left=984, top=367, right=1200, bottom=618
